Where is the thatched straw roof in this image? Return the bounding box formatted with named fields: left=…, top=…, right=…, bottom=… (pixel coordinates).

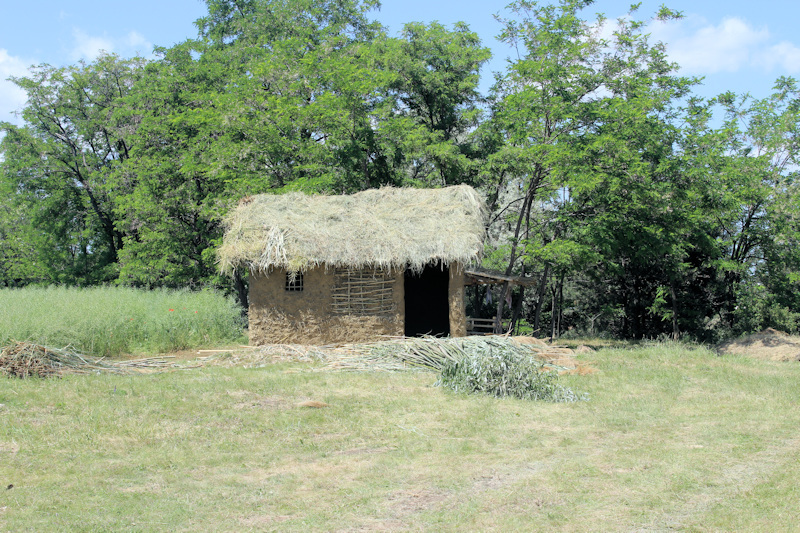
left=218, top=185, right=486, bottom=274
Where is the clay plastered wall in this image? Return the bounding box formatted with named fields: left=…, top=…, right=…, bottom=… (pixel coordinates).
left=249, top=267, right=404, bottom=345
left=448, top=262, right=467, bottom=337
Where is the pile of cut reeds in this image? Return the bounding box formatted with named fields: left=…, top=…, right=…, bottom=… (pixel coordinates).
left=0, top=341, right=179, bottom=378
left=197, top=344, right=326, bottom=368
left=317, top=336, right=588, bottom=402
left=320, top=336, right=582, bottom=373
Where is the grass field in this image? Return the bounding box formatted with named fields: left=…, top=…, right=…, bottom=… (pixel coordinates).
left=2, top=342, right=799, bottom=531
left=0, top=286, right=246, bottom=356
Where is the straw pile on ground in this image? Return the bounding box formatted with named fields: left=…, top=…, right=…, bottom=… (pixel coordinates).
left=717, top=328, right=800, bottom=362
left=197, top=336, right=591, bottom=402
left=0, top=342, right=181, bottom=378
left=218, top=185, right=485, bottom=274
left=319, top=336, right=589, bottom=373
left=199, top=336, right=593, bottom=375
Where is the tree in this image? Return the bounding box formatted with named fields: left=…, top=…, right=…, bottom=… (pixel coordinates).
left=485, top=0, right=698, bottom=337
left=112, top=42, right=233, bottom=292
left=0, top=54, right=145, bottom=284
left=196, top=0, right=393, bottom=193
left=702, top=79, right=800, bottom=334
left=381, top=21, right=490, bottom=187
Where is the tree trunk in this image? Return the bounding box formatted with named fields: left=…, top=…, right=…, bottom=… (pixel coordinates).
left=533, top=265, right=550, bottom=336
left=495, top=167, right=543, bottom=327
left=670, top=281, right=680, bottom=340
left=495, top=281, right=509, bottom=334
left=510, top=285, right=525, bottom=334
left=550, top=285, right=557, bottom=340
left=557, top=273, right=564, bottom=338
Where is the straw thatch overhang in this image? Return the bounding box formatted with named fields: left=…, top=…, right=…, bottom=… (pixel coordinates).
left=219, top=185, right=486, bottom=274
left=464, top=267, right=537, bottom=287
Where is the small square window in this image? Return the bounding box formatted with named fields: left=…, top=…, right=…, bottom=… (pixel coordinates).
left=285, top=272, right=303, bottom=292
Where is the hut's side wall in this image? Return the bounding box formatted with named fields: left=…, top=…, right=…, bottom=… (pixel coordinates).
left=249, top=267, right=404, bottom=345
left=448, top=262, right=467, bottom=337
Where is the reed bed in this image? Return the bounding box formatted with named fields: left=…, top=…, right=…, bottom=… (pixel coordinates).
left=0, top=286, right=246, bottom=356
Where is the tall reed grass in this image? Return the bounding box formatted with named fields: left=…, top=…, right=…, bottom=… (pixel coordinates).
left=0, top=286, right=246, bottom=356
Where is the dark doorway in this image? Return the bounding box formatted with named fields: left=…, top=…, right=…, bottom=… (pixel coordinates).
left=404, top=262, right=450, bottom=337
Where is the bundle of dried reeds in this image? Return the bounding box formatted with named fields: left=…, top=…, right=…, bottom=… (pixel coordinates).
left=0, top=341, right=179, bottom=378
left=0, top=342, right=100, bottom=378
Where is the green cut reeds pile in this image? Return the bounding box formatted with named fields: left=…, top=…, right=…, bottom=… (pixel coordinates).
left=319, top=336, right=588, bottom=402
left=321, top=336, right=579, bottom=372
left=436, top=349, right=585, bottom=402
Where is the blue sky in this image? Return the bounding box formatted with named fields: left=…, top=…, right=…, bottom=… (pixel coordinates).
left=2, top=0, right=800, bottom=125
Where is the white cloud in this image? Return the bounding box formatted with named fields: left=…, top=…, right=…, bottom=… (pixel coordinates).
left=0, top=49, right=31, bottom=124
left=648, top=15, right=800, bottom=75
left=69, top=28, right=154, bottom=61
left=70, top=28, right=114, bottom=61
left=125, top=31, right=153, bottom=56
left=760, top=41, right=800, bottom=74
left=593, top=15, right=626, bottom=43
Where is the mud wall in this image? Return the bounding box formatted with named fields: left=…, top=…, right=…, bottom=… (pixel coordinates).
left=248, top=267, right=404, bottom=345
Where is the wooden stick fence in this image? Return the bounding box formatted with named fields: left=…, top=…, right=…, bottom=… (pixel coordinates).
left=331, top=267, right=396, bottom=316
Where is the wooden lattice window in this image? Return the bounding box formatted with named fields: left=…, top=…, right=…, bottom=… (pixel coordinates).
left=285, top=272, right=303, bottom=292
left=331, top=267, right=395, bottom=316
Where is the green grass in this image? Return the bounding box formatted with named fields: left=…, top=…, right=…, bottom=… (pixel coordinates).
left=0, top=286, right=246, bottom=356
left=2, top=342, right=800, bottom=531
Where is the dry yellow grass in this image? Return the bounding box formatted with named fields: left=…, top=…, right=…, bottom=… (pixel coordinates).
left=717, top=328, right=800, bottom=361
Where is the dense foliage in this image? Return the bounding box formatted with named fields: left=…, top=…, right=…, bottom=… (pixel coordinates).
left=2, top=0, right=799, bottom=340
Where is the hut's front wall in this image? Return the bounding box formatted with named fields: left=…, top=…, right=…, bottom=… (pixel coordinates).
left=248, top=267, right=405, bottom=345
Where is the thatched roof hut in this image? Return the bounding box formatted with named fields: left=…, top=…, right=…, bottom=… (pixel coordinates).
left=219, top=185, right=486, bottom=345
left=218, top=185, right=485, bottom=274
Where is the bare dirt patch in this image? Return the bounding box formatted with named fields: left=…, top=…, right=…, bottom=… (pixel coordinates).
left=0, top=441, right=20, bottom=456
left=511, top=337, right=598, bottom=375
left=238, top=514, right=292, bottom=527
left=227, top=391, right=290, bottom=410
left=386, top=487, right=451, bottom=515
left=717, top=328, right=800, bottom=362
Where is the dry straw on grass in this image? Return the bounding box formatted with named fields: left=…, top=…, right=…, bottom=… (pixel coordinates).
left=2, top=337, right=593, bottom=381
left=0, top=342, right=181, bottom=378
left=319, top=336, right=591, bottom=373
left=187, top=336, right=594, bottom=375
left=217, top=185, right=486, bottom=274
left=717, top=328, right=800, bottom=362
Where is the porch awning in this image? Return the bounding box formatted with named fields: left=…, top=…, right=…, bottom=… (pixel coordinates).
left=463, top=268, right=537, bottom=287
